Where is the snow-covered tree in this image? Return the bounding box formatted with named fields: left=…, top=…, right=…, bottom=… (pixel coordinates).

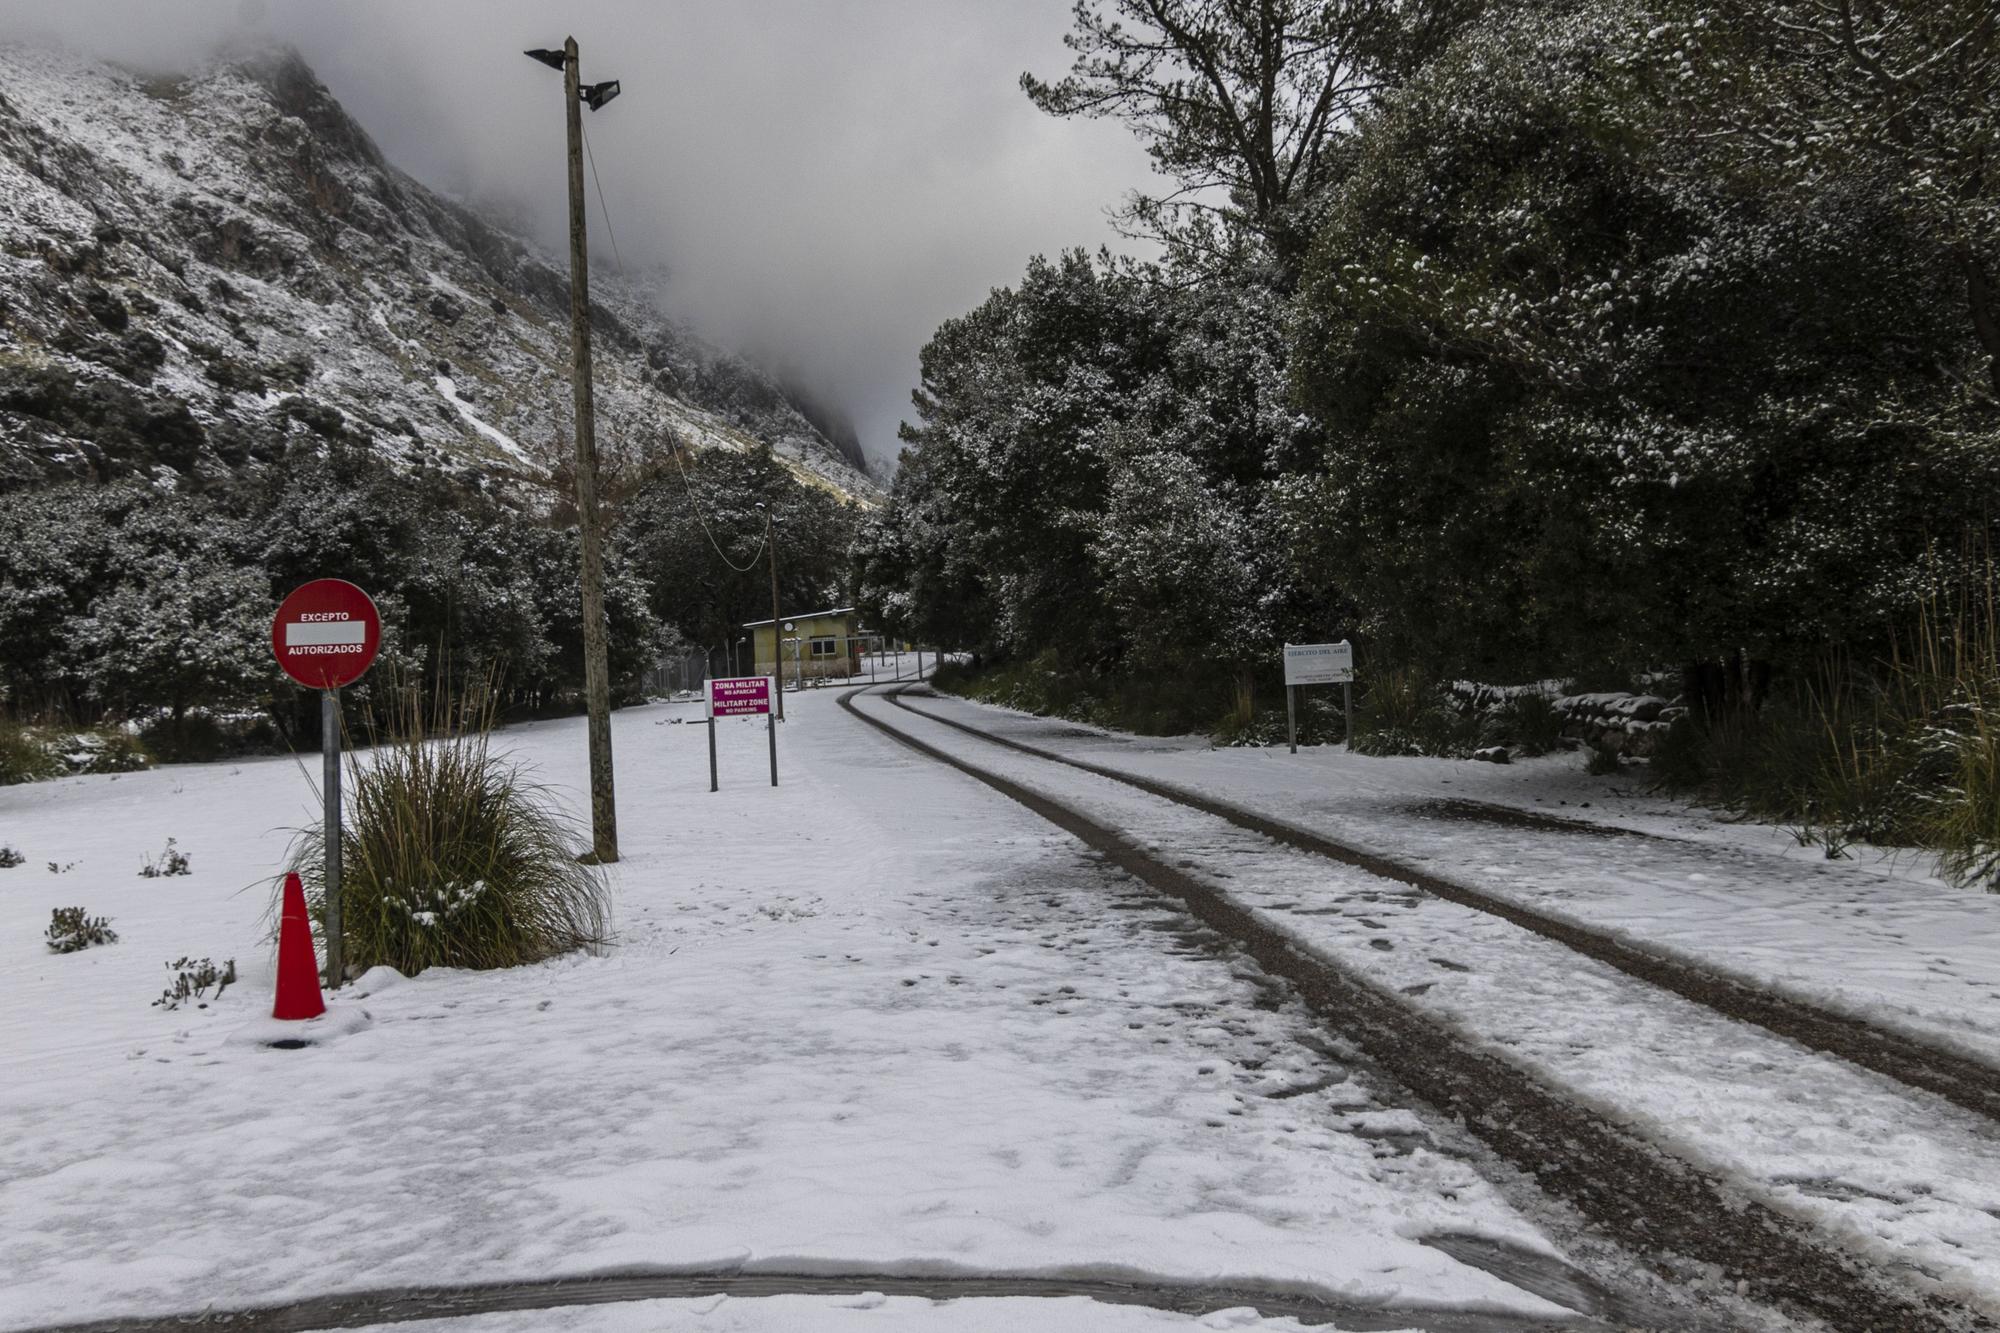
left=1289, top=0, right=1999, bottom=688
left=1657, top=0, right=2000, bottom=393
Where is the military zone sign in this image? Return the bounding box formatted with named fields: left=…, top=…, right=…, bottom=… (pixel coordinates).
left=706, top=675, right=779, bottom=791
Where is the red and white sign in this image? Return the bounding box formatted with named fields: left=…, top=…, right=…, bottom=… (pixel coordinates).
left=707, top=675, right=773, bottom=718
left=272, top=579, right=382, bottom=690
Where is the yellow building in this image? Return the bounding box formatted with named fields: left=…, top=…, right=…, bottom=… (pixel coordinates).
left=743, top=607, right=864, bottom=684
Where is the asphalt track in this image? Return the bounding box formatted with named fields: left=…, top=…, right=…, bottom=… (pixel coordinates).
left=842, top=683, right=1995, bottom=1333
left=881, top=686, right=2000, bottom=1127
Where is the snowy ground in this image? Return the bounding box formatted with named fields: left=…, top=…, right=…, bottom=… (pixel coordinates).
left=901, top=691, right=2000, bottom=1066
left=0, top=682, right=1583, bottom=1331
left=878, top=690, right=2000, bottom=1318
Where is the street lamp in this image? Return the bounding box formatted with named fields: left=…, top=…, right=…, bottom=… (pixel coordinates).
left=524, top=37, right=624, bottom=864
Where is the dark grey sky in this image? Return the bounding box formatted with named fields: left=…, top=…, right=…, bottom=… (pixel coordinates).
left=0, top=0, right=1159, bottom=469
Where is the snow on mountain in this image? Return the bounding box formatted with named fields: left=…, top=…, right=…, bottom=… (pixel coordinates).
left=0, top=42, right=881, bottom=503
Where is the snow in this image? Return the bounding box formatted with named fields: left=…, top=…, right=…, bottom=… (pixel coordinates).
left=0, top=687, right=1569, bottom=1330
left=877, top=689, right=2000, bottom=1316
left=435, top=374, right=535, bottom=468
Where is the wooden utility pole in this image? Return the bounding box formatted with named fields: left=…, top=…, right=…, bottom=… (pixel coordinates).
left=764, top=506, right=785, bottom=721
left=562, top=35, right=618, bottom=862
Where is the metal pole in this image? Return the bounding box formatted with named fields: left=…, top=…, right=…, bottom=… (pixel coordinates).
left=1286, top=682, right=1298, bottom=755
left=1344, top=680, right=1354, bottom=751
left=767, top=696, right=779, bottom=787
left=765, top=513, right=784, bottom=721
left=322, top=688, right=343, bottom=987
left=707, top=713, right=718, bottom=792
left=563, top=36, right=618, bottom=863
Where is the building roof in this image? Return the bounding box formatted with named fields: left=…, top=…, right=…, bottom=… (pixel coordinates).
left=741, top=607, right=858, bottom=629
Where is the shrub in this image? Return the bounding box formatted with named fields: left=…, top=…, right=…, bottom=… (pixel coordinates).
left=1351, top=668, right=1482, bottom=758
left=152, top=956, right=236, bottom=1010
left=0, top=845, right=22, bottom=869
left=139, top=838, right=191, bottom=878
left=1488, top=692, right=1566, bottom=756
left=47, top=907, right=117, bottom=953
left=0, top=720, right=61, bottom=785
left=1919, top=582, right=2000, bottom=889
left=1649, top=578, right=1997, bottom=885
left=1585, top=742, right=1624, bottom=776
left=288, top=688, right=609, bottom=974
left=140, top=711, right=283, bottom=763
left=1931, top=707, right=2000, bottom=889
left=67, top=729, right=151, bottom=775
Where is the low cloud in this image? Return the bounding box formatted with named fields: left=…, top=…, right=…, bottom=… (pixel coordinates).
left=0, top=0, right=1159, bottom=469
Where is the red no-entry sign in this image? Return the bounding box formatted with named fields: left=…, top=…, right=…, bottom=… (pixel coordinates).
left=271, top=579, right=381, bottom=691
left=271, top=578, right=381, bottom=992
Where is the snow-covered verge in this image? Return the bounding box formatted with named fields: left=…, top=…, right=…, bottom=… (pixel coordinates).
left=0, top=688, right=1575, bottom=1330
left=906, top=690, right=2000, bottom=1068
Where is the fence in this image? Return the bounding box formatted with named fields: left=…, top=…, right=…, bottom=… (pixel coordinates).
left=648, top=637, right=942, bottom=697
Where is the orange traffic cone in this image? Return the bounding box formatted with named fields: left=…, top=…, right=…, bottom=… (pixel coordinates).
left=273, top=872, right=327, bottom=1021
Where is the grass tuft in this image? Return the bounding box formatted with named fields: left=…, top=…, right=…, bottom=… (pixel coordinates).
left=0, top=719, right=63, bottom=785
left=1652, top=573, right=2000, bottom=887
left=288, top=683, right=609, bottom=975
left=1488, top=692, right=1566, bottom=756
left=1350, top=667, right=1482, bottom=758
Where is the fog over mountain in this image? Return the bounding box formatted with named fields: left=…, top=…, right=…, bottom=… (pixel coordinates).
left=0, top=0, right=1158, bottom=472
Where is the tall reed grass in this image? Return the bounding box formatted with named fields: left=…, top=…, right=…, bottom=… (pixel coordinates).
left=288, top=681, right=609, bottom=974
left=1653, top=574, right=2000, bottom=888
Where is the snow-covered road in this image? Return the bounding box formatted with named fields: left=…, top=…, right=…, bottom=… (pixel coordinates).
left=847, top=685, right=2000, bottom=1328
left=893, top=689, right=2000, bottom=1068
left=1, top=686, right=1599, bottom=1331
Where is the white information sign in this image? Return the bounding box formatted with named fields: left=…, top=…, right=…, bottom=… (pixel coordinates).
left=1283, top=640, right=1353, bottom=686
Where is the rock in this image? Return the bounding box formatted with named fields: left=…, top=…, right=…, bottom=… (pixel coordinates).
left=1472, top=746, right=1511, bottom=764
left=79, top=281, right=128, bottom=331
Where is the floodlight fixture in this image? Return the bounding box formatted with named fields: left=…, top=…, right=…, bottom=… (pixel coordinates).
left=524, top=48, right=565, bottom=70
left=582, top=80, right=621, bottom=111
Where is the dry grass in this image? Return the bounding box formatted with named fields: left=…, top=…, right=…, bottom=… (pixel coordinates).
left=287, top=682, right=608, bottom=974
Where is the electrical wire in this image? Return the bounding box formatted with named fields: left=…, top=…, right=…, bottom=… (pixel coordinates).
left=580, top=110, right=765, bottom=578
left=671, top=437, right=770, bottom=574
left=579, top=118, right=624, bottom=277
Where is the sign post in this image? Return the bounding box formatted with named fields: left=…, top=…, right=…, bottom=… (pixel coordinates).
left=272, top=579, right=382, bottom=989
left=706, top=675, right=778, bottom=789
left=1281, top=640, right=1355, bottom=754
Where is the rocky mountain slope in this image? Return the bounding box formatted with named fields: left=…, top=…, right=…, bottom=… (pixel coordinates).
left=0, top=42, right=880, bottom=502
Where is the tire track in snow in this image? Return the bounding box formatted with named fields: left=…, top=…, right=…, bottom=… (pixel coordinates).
left=19, top=1269, right=1610, bottom=1333
left=845, top=685, right=1990, bottom=1333
left=884, top=689, right=2000, bottom=1127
